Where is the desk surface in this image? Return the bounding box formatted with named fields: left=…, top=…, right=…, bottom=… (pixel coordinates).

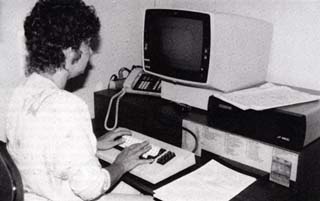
left=99, top=151, right=296, bottom=201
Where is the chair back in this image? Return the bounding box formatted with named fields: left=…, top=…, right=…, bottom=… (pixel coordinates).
left=0, top=141, right=24, bottom=201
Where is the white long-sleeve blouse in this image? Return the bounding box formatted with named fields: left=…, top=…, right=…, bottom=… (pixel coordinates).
left=6, top=73, right=110, bottom=201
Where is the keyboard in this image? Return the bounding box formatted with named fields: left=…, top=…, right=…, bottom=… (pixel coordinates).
left=117, top=135, right=167, bottom=161
left=97, top=130, right=196, bottom=184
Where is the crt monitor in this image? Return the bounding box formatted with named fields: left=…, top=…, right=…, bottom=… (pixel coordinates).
left=143, top=9, right=273, bottom=92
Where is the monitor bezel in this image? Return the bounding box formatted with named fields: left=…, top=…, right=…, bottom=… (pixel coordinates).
left=143, top=9, right=211, bottom=84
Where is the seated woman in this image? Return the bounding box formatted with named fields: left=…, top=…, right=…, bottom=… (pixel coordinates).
left=6, top=0, right=153, bottom=200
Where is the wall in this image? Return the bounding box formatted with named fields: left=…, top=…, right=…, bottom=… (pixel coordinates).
left=0, top=0, right=36, bottom=141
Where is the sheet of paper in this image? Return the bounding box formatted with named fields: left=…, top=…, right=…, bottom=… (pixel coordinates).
left=153, top=160, right=256, bottom=201
left=214, top=83, right=320, bottom=110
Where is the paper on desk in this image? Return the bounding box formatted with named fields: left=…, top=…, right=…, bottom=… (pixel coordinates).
left=153, top=159, right=256, bottom=201
left=213, top=83, right=320, bottom=111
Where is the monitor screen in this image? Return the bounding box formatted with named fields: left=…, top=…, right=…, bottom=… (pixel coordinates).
left=144, top=9, right=210, bottom=83
left=152, top=17, right=203, bottom=71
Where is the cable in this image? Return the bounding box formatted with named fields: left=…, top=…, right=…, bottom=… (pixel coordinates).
left=104, top=65, right=139, bottom=130
left=104, top=88, right=126, bottom=131
left=182, top=127, right=198, bottom=153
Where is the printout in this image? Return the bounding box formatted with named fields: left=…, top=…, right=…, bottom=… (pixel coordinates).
left=214, top=83, right=320, bottom=110
left=154, top=159, right=256, bottom=201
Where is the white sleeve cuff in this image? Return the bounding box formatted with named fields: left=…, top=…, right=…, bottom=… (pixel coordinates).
left=69, top=166, right=112, bottom=200
left=101, top=168, right=111, bottom=192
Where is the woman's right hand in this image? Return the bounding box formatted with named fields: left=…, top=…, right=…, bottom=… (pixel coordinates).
left=113, top=141, right=154, bottom=172
left=97, top=127, right=131, bottom=150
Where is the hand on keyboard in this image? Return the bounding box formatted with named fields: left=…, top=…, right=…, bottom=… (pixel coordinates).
left=113, top=141, right=154, bottom=172
left=97, top=129, right=195, bottom=184
left=97, top=127, right=132, bottom=150
left=117, top=135, right=175, bottom=165
left=118, top=135, right=165, bottom=159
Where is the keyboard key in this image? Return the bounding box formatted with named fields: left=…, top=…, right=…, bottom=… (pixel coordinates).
left=157, top=151, right=176, bottom=165
left=141, top=148, right=166, bottom=160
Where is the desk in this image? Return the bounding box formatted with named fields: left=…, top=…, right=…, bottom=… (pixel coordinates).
left=94, top=89, right=299, bottom=201
left=99, top=151, right=296, bottom=201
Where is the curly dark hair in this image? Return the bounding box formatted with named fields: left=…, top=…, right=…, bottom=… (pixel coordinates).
left=24, top=0, right=100, bottom=75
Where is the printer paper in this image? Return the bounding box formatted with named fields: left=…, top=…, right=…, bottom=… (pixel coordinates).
left=153, top=159, right=256, bottom=201
left=214, top=83, right=320, bottom=110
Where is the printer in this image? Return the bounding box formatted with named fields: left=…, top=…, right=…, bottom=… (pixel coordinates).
left=181, top=94, right=320, bottom=199
left=207, top=96, right=320, bottom=152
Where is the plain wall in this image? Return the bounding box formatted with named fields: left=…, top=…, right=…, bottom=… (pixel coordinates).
left=0, top=0, right=36, bottom=142
left=1, top=0, right=320, bottom=141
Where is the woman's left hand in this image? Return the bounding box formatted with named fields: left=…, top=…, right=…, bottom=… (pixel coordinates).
left=97, top=127, right=131, bottom=150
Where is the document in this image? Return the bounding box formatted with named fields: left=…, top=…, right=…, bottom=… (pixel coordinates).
left=213, top=83, right=320, bottom=110
left=153, top=159, right=256, bottom=201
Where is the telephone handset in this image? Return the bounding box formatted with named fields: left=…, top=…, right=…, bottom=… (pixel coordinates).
left=104, top=67, right=161, bottom=131
left=124, top=67, right=161, bottom=96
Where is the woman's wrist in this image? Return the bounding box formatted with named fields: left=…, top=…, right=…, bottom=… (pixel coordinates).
left=104, top=162, right=126, bottom=187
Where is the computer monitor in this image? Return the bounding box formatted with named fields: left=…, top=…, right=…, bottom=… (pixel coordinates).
left=143, top=9, right=273, bottom=92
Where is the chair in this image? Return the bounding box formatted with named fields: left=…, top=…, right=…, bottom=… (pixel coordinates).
left=0, top=141, right=24, bottom=201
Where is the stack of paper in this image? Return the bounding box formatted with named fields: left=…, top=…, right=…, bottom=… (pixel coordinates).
left=213, top=83, right=320, bottom=110
left=153, top=160, right=256, bottom=201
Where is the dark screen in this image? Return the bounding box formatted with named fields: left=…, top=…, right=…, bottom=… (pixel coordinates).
left=144, top=9, right=210, bottom=83
left=151, top=17, right=203, bottom=72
